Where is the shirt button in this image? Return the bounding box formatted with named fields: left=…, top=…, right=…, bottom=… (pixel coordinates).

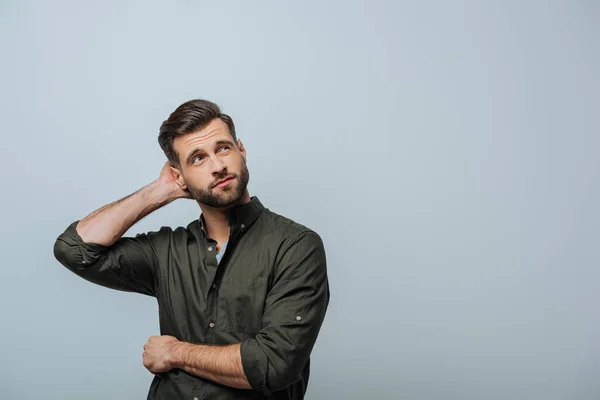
left=194, top=397, right=199, bottom=400
left=207, top=246, right=213, bottom=251
left=209, top=321, right=215, bottom=328
left=241, top=223, right=246, bottom=229
left=296, top=316, right=302, bottom=321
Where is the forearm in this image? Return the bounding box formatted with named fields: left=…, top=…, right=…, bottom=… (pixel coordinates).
left=76, top=180, right=175, bottom=246
left=172, top=342, right=251, bottom=389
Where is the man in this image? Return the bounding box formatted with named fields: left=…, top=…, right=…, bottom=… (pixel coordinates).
left=53, top=99, right=330, bottom=399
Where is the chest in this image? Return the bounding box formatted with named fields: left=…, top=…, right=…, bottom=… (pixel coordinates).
left=156, top=233, right=276, bottom=342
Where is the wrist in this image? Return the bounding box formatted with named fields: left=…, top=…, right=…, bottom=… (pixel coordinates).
left=169, top=341, right=189, bottom=370
left=145, top=180, right=179, bottom=205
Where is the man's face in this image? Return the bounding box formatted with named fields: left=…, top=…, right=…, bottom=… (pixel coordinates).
left=172, top=118, right=249, bottom=208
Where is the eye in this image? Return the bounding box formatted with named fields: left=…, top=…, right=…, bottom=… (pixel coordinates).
left=192, top=155, right=204, bottom=164
left=217, top=145, right=231, bottom=154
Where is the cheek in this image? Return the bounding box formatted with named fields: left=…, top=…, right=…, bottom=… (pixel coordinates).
left=184, top=174, right=211, bottom=191
left=229, top=157, right=244, bottom=172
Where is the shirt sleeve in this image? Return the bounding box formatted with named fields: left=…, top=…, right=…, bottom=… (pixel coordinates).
left=239, top=230, right=330, bottom=395
left=53, top=220, right=168, bottom=297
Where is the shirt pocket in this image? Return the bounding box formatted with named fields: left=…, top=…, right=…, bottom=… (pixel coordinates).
left=218, top=276, right=267, bottom=333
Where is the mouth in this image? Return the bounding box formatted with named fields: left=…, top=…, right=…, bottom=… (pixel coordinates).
left=213, top=175, right=235, bottom=188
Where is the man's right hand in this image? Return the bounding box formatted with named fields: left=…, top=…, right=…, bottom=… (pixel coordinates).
left=156, top=161, right=193, bottom=201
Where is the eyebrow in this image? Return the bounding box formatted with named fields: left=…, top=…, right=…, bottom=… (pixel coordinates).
left=185, top=139, right=236, bottom=164
left=215, top=139, right=235, bottom=147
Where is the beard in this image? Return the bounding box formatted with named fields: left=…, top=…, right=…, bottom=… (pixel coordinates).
left=187, top=161, right=250, bottom=208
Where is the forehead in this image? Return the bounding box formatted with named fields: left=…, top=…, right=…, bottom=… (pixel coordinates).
left=173, top=118, right=233, bottom=152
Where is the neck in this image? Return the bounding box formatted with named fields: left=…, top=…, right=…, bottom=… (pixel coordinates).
left=200, top=191, right=252, bottom=242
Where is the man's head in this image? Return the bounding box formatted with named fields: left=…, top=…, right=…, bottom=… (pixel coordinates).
left=158, top=99, right=249, bottom=208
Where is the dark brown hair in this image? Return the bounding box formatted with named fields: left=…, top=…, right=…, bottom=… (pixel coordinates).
left=158, top=99, right=237, bottom=167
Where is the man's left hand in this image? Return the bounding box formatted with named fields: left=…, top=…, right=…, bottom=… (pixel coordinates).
left=142, top=335, right=181, bottom=374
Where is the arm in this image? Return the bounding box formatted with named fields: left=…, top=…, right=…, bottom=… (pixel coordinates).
left=53, top=162, right=190, bottom=295
left=240, top=231, right=330, bottom=395
left=174, top=343, right=251, bottom=389
left=142, top=336, right=251, bottom=389
left=74, top=161, right=188, bottom=246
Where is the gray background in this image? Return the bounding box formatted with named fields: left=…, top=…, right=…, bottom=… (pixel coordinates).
left=1, top=0, right=599, bottom=399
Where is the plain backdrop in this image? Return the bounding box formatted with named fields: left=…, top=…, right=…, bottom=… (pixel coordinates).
left=1, top=1, right=599, bottom=399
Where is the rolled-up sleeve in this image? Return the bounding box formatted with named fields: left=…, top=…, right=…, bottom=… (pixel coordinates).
left=240, top=230, right=330, bottom=395
left=53, top=220, right=166, bottom=297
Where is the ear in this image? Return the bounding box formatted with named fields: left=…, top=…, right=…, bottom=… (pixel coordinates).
left=237, top=139, right=246, bottom=159
left=170, top=165, right=188, bottom=190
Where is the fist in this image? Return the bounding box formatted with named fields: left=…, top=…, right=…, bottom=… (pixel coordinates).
left=142, top=335, right=181, bottom=374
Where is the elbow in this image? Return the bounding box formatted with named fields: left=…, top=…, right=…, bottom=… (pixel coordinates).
left=241, top=339, right=309, bottom=395
left=53, top=221, right=85, bottom=269
left=53, top=221, right=107, bottom=270
left=53, top=238, right=76, bottom=268
left=53, top=236, right=91, bottom=271
left=266, top=363, right=305, bottom=393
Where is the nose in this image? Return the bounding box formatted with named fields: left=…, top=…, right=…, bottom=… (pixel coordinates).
left=210, top=156, right=226, bottom=176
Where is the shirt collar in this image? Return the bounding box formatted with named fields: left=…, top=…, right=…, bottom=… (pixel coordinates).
left=199, top=196, right=265, bottom=236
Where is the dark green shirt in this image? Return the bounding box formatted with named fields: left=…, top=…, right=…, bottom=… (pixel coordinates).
left=53, top=197, right=330, bottom=400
